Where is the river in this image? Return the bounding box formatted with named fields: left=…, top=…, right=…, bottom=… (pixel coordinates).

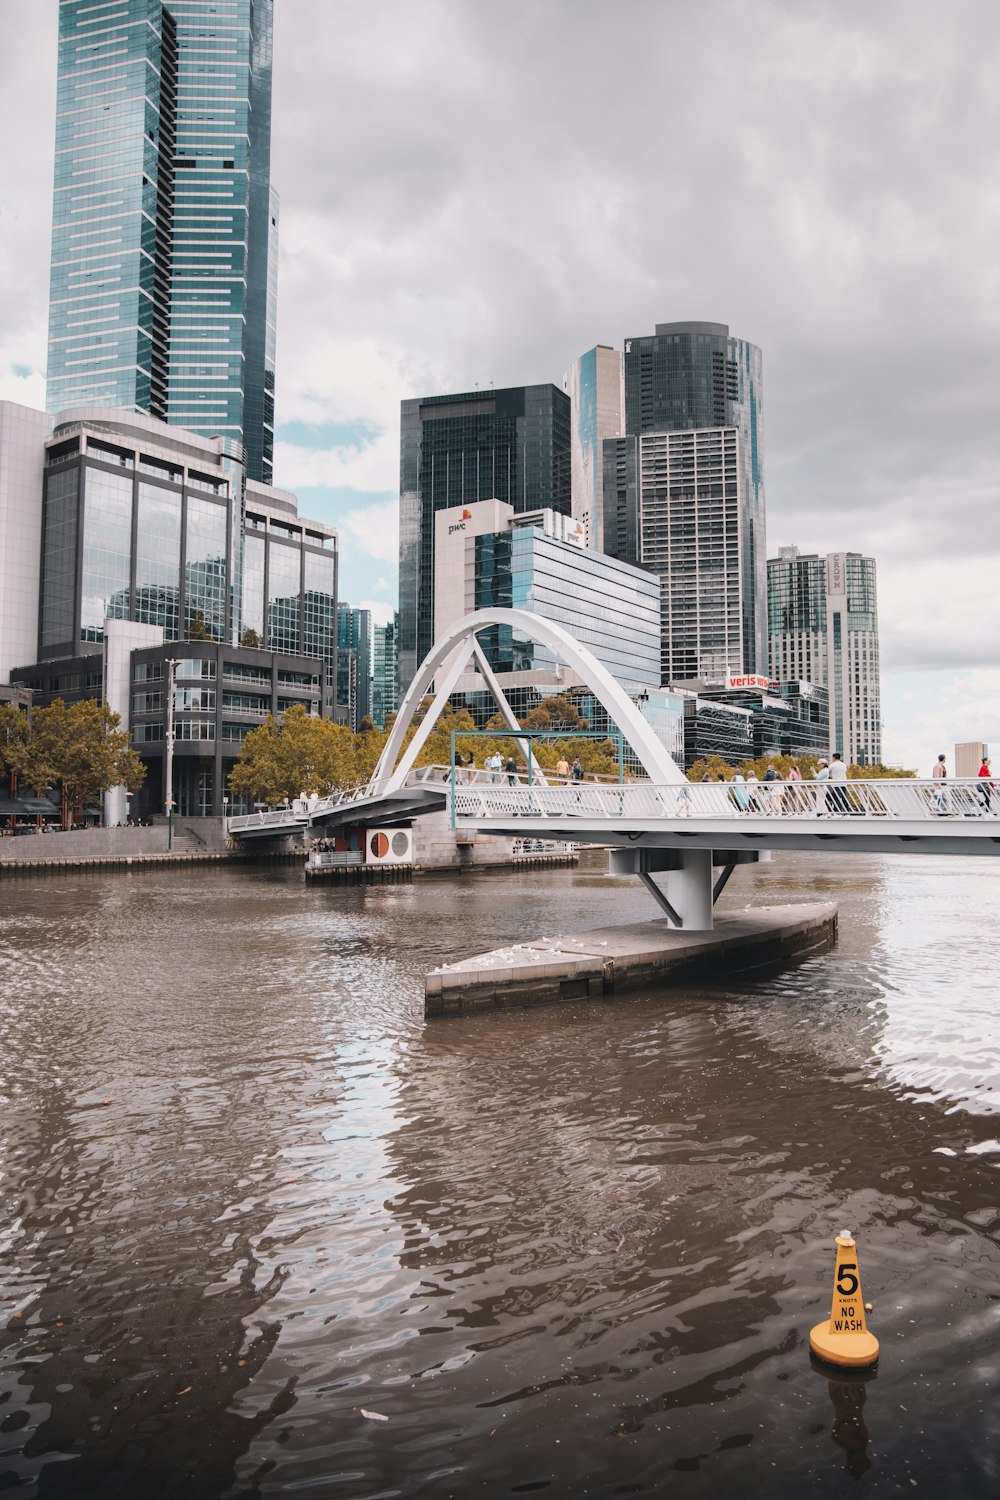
left=1, top=852, right=999, bottom=1497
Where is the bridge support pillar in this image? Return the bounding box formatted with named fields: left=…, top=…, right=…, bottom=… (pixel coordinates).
left=661, top=848, right=714, bottom=930
left=610, top=847, right=716, bottom=930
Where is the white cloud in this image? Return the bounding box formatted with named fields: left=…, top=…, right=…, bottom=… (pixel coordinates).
left=336, top=498, right=400, bottom=566
left=358, top=598, right=397, bottom=627
left=273, top=431, right=398, bottom=493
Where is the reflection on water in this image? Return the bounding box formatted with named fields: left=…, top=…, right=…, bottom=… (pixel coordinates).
left=1, top=853, right=999, bottom=1496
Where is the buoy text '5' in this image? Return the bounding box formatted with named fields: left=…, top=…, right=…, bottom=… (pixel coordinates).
left=809, top=1231, right=879, bottom=1369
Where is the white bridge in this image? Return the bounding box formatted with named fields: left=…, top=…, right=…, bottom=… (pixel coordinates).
left=228, top=608, right=999, bottom=929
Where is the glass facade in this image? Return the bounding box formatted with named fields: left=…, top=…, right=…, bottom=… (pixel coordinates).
left=563, top=344, right=624, bottom=547
left=336, top=604, right=373, bottom=730
left=80, top=469, right=133, bottom=641
left=472, top=526, right=661, bottom=690
left=135, top=481, right=181, bottom=635
left=398, top=385, right=571, bottom=693
left=767, top=547, right=881, bottom=765
left=47, top=1, right=277, bottom=483
left=617, top=321, right=767, bottom=674
left=183, top=495, right=228, bottom=639
left=372, top=613, right=398, bottom=729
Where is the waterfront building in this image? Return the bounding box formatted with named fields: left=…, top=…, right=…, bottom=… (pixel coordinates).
left=14, top=632, right=327, bottom=820
left=562, top=345, right=624, bottom=547
left=31, top=407, right=335, bottom=674
left=681, top=694, right=754, bottom=770
left=398, top=384, right=571, bottom=695
left=614, top=320, right=767, bottom=676
left=336, top=604, right=373, bottom=730
left=372, top=614, right=398, bottom=730
left=768, top=545, right=881, bottom=765
left=0, top=402, right=51, bottom=684
left=603, top=426, right=761, bottom=684
left=675, top=674, right=830, bottom=762
left=47, top=0, right=277, bottom=483
left=433, top=499, right=660, bottom=692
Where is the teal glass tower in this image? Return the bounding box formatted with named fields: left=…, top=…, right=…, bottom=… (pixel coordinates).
left=46, top=0, right=277, bottom=483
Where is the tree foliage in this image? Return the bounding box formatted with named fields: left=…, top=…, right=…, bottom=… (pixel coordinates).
left=16, top=699, right=145, bottom=821
left=228, top=705, right=362, bottom=803
left=239, top=626, right=261, bottom=648
left=186, top=611, right=213, bottom=641
left=0, top=704, right=30, bottom=784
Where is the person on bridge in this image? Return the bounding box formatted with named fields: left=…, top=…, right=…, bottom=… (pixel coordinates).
left=979, top=756, right=993, bottom=814
left=506, top=756, right=518, bottom=785
left=828, top=753, right=850, bottom=814
left=813, top=759, right=830, bottom=815
left=556, top=755, right=570, bottom=780
left=932, top=754, right=948, bottom=813
left=730, top=771, right=750, bottom=812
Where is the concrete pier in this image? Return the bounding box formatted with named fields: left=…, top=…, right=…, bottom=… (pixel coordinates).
left=425, top=901, right=838, bottom=1017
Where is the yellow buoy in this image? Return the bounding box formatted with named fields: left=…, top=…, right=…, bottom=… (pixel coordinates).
left=809, top=1230, right=879, bottom=1369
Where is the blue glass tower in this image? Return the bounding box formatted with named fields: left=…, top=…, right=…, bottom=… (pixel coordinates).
left=46, top=1, right=277, bottom=483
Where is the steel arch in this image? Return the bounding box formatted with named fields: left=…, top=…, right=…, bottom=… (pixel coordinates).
left=369, top=608, right=685, bottom=793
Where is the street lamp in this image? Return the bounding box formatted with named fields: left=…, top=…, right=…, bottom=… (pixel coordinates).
left=222, top=792, right=229, bottom=840
left=164, top=657, right=177, bottom=851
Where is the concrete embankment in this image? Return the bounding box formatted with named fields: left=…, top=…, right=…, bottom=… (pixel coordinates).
left=425, top=901, right=838, bottom=1017
left=0, top=818, right=302, bottom=877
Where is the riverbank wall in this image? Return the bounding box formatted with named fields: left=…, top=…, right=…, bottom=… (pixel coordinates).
left=425, top=901, right=838, bottom=1017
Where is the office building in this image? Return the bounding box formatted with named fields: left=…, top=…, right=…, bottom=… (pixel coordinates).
left=14, top=633, right=328, bottom=820
left=398, top=384, right=571, bottom=694
left=0, top=403, right=51, bottom=684
left=604, top=427, right=760, bottom=684
left=336, top=604, right=373, bottom=731
left=372, top=614, right=398, bottom=729
left=768, top=546, right=881, bottom=765
left=433, top=499, right=660, bottom=692
left=34, top=408, right=335, bottom=675
left=47, top=0, right=277, bottom=482
left=609, top=321, right=767, bottom=676
left=680, top=675, right=830, bottom=762
left=563, top=344, right=624, bottom=547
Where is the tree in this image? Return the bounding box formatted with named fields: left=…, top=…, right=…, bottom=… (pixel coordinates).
left=0, top=704, right=30, bottom=789
left=228, top=705, right=358, bottom=804
left=522, top=695, right=586, bottom=733
left=239, top=626, right=261, bottom=649
left=22, top=699, right=145, bottom=825
left=186, top=611, right=213, bottom=641
left=847, top=762, right=915, bottom=779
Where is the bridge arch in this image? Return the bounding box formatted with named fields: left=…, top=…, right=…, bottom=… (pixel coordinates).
left=369, top=608, right=685, bottom=794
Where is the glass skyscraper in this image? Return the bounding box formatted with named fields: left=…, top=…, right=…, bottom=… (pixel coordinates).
left=398, top=384, right=571, bottom=694
left=768, top=546, right=882, bottom=765
left=610, top=321, right=767, bottom=677
left=372, top=613, right=398, bottom=729
left=562, top=344, right=624, bottom=548
left=47, top=0, right=277, bottom=483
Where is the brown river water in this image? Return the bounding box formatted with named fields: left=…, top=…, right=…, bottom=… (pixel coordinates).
left=1, top=852, right=1000, bottom=1498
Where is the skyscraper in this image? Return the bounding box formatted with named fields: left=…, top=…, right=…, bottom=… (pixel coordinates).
left=397, top=384, right=571, bottom=694
left=768, top=545, right=882, bottom=765
left=609, top=321, right=767, bottom=677
left=336, top=603, right=373, bottom=730
left=47, top=0, right=277, bottom=483
left=562, top=344, right=624, bottom=548
left=372, top=613, right=398, bottom=730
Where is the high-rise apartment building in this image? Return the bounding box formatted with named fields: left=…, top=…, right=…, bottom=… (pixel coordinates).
left=768, top=545, right=881, bottom=765
left=603, top=427, right=757, bottom=685
left=398, top=385, right=571, bottom=694
left=47, top=0, right=277, bottom=483
left=609, top=321, right=767, bottom=676
left=562, top=345, right=624, bottom=548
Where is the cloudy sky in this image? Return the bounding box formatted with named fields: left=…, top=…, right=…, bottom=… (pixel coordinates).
left=1, top=0, right=998, bottom=771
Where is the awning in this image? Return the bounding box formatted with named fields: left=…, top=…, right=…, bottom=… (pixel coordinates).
left=0, top=797, right=61, bottom=816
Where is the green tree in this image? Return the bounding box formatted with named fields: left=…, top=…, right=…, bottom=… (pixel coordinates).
left=847, top=762, right=915, bottom=779
left=186, top=611, right=213, bottom=641
left=23, top=699, right=145, bottom=825
left=228, top=705, right=358, bottom=804
left=0, top=704, right=30, bottom=789
left=239, top=626, right=261, bottom=649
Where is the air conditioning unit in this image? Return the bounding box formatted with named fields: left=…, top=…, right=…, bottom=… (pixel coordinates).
left=366, top=827, right=413, bottom=865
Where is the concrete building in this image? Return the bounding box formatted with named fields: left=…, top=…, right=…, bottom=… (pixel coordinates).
left=603, top=426, right=759, bottom=685
left=0, top=403, right=51, bottom=684
left=768, top=545, right=881, bottom=766
left=956, top=742, right=989, bottom=777
left=618, top=320, right=767, bottom=675
left=398, top=384, right=571, bottom=695
left=47, top=1, right=278, bottom=482
left=563, top=344, right=624, bottom=548
left=433, top=498, right=660, bottom=692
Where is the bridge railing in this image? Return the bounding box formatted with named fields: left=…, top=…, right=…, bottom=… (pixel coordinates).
left=451, top=776, right=999, bottom=823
